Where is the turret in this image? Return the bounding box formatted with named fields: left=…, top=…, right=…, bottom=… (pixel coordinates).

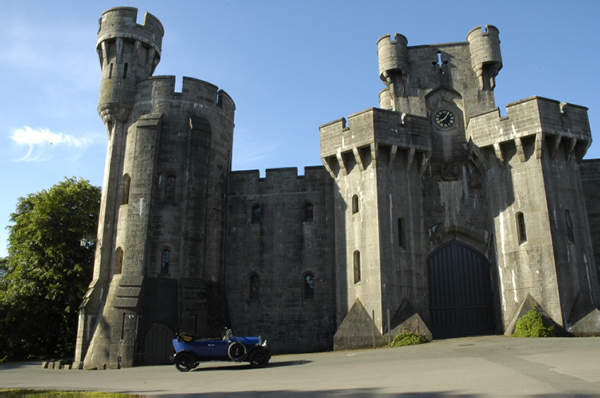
left=467, top=25, right=502, bottom=91
left=377, top=34, right=408, bottom=110
left=96, top=7, right=164, bottom=129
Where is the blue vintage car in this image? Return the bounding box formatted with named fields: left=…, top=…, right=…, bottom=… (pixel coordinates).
left=171, top=329, right=271, bottom=371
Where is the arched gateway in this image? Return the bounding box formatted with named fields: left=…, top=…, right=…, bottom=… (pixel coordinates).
left=427, top=241, right=496, bottom=338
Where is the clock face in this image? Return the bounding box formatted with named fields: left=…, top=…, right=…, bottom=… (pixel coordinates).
left=434, top=109, right=456, bottom=128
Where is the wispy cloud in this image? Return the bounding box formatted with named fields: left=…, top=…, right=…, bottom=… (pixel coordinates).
left=232, top=129, right=278, bottom=169
left=10, top=127, right=95, bottom=162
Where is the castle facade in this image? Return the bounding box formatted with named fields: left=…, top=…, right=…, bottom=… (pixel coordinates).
left=75, top=7, right=600, bottom=368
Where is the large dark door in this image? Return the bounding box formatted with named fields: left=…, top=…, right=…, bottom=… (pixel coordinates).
left=427, top=241, right=495, bottom=338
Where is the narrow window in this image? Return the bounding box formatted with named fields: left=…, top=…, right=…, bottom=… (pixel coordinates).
left=114, top=247, right=123, bottom=275
left=566, top=209, right=575, bottom=244
left=108, top=63, right=113, bottom=79
left=398, top=218, right=405, bottom=250
left=122, top=174, right=131, bottom=205
left=304, top=273, right=314, bottom=299
left=123, top=63, right=128, bottom=79
left=250, top=274, right=259, bottom=300
left=161, top=249, right=170, bottom=274
left=251, top=204, right=261, bottom=224
left=352, top=195, right=359, bottom=214
left=517, top=212, right=527, bottom=244
left=353, top=251, right=361, bottom=284
left=304, top=202, right=314, bottom=222
left=165, top=175, right=176, bottom=203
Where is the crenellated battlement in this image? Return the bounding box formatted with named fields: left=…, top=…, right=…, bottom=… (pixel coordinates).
left=97, top=7, right=163, bottom=57
left=468, top=96, right=591, bottom=163
left=134, top=76, right=236, bottom=115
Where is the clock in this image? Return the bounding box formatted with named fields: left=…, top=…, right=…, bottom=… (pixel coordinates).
left=434, top=109, right=456, bottom=129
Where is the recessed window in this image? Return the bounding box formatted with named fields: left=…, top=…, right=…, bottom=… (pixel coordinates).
left=566, top=209, right=575, bottom=244
left=114, top=247, right=123, bottom=275
left=165, top=175, right=176, bottom=203
left=250, top=274, right=259, bottom=300
left=304, top=273, right=314, bottom=299
left=108, top=63, right=113, bottom=79
left=304, top=202, right=314, bottom=222
left=516, top=212, right=527, bottom=244
left=123, top=63, right=128, bottom=79
left=353, top=251, right=361, bottom=284
left=122, top=174, right=131, bottom=205
left=161, top=249, right=170, bottom=274
left=251, top=204, right=261, bottom=224
left=398, top=218, right=405, bottom=250
left=352, top=195, right=359, bottom=214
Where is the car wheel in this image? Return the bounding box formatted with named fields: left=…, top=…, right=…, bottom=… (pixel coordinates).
left=227, top=342, right=247, bottom=360
left=249, top=348, right=269, bottom=368
left=174, top=352, right=195, bottom=372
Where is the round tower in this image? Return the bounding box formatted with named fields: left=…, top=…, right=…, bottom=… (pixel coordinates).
left=96, top=7, right=164, bottom=127
left=467, top=25, right=502, bottom=90
left=377, top=33, right=408, bottom=109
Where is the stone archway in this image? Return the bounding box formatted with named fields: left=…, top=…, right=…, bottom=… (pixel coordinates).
left=427, top=240, right=495, bottom=338
left=144, top=323, right=174, bottom=364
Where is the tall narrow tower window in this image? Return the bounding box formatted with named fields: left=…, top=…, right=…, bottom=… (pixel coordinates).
left=304, top=273, right=314, bottom=299
left=108, top=63, right=113, bottom=79
left=251, top=204, right=261, bottom=224
left=122, top=174, right=131, bottom=205
left=304, top=202, right=314, bottom=222
left=165, top=175, right=176, bottom=203
left=353, top=250, right=361, bottom=284
left=566, top=209, right=575, bottom=244
left=123, top=63, right=128, bottom=79
left=398, top=218, right=405, bottom=250
left=161, top=249, right=170, bottom=274
left=352, top=195, right=359, bottom=214
left=516, top=212, right=527, bottom=244
left=250, top=274, right=259, bottom=300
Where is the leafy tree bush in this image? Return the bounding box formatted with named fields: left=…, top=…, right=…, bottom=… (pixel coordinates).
left=0, top=178, right=100, bottom=361
left=513, top=308, right=556, bottom=337
left=391, top=332, right=427, bottom=347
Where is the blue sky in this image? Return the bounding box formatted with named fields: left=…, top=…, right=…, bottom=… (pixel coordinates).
left=0, top=0, right=599, bottom=257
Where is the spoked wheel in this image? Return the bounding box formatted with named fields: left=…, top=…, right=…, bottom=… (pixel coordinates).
left=228, top=342, right=247, bottom=360
left=248, top=348, right=269, bottom=368
left=174, top=352, right=195, bottom=372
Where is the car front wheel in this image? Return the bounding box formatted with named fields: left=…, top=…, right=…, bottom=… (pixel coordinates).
left=174, top=352, right=195, bottom=372
left=248, top=348, right=269, bottom=368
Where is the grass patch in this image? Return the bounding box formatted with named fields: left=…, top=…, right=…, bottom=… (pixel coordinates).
left=390, top=333, right=427, bottom=347
left=513, top=308, right=556, bottom=337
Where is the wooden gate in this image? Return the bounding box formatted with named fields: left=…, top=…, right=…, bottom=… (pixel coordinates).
left=144, top=324, right=174, bottom=364
left=427, top=241, right=495, bottom=338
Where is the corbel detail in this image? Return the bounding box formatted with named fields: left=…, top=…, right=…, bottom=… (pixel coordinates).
left=370, top=143, right=378, bottom=169
left=493, top=142, right=504, bottom=167
left=550, top=135, right=562, bottom=160
left=101, top=41, right=109, bottom=68
left=514, top=137, right=526, bottom=163
left=535, top=132, right=543, bottom=160
left=352, top=147, right=364, bottom=172
left=336, top=151, right=347, bottom=176
left=419, top=151, right=432, bottom=175
left=406, top=148, right=416, bottom=173
left=116, top=38, right=123, bottom=64
left=388, top=145, right=398, bottom=170
left=566, top=138, right=577, bottom=164
left=147, top=48, right=156, bottom=74
left=321, top=157, right=336, bottom=179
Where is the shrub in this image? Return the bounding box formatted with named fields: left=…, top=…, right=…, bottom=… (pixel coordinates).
left=513, top=308, right=556, bottom=337
left=391, top=332, right=427, bottom=347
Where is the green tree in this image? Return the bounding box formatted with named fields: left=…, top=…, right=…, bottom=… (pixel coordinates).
left=0, top=177, right=100, bottom=361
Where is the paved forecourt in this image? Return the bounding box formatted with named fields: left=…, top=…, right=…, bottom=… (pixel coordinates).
left=2, top=336, right=600, bottom=396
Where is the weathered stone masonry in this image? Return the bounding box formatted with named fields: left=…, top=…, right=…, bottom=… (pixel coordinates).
left=75, top=9, right=600, bottom=368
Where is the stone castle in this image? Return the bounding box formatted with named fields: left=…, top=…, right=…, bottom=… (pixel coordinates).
left=75, top=7, right=600, bottom=368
